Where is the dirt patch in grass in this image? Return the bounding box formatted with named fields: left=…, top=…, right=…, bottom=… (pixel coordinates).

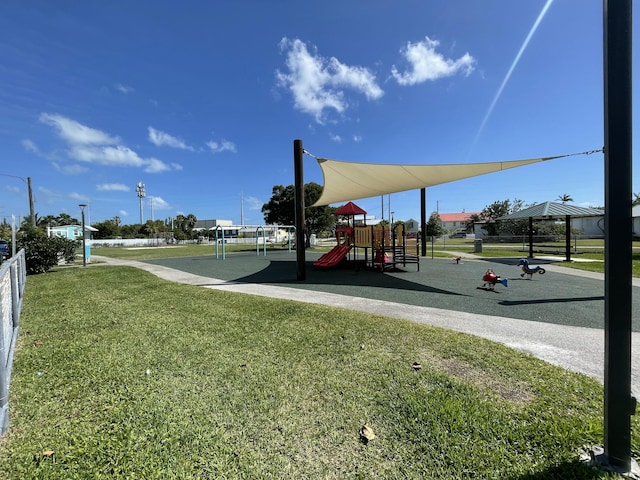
left=436, top=357, right=535, bottom=405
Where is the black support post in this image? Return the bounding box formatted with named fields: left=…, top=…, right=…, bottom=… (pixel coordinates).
left=528, top=217, right=534, bottom=258
left=420, top=188, right=427, bottom=257
left=294, top=139, right=306, bottom=281
left=603, top=0, right=633, bottom=471
left=564, top=215, right=571, bottom=262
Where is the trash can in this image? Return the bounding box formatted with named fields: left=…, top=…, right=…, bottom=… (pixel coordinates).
left=85, top=243, right=92, bottom=263
left=473, top=239, right=483, bottom=253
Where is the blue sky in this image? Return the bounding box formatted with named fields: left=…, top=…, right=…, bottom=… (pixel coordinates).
left=0, top=1, right=633, bottom=226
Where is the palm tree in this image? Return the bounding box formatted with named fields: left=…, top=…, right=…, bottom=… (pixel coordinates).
left=557, top=194, right=573, bottom=204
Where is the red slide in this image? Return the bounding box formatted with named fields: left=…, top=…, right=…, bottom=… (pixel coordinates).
left=313, top=244, right=352, bottom=268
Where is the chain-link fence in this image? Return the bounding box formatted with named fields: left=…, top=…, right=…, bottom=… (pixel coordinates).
left=0, top=249, right=26, bottom=434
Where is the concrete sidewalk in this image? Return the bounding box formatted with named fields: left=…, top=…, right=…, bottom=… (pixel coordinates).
left=92, top=254, right=640, bottom=394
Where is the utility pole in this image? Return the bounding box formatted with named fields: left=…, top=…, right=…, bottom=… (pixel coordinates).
left=27, top=177, right=35, bottom=227
left=0, top=174, right=35, bottom=226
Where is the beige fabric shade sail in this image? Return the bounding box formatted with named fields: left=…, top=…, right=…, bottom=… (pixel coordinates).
left=311, top=155, right=564, bottom=207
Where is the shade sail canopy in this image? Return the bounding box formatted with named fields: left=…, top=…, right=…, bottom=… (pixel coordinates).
left=311, top=155, right=563, bottom=207
left=496, top=201, right=604, bottom=220
left=334, top=201, right=367, bottom=216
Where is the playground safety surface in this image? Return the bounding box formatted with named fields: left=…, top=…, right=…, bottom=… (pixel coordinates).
left=93, top=251, right=640, bottom=393
left=141, top=250, right=640, bottom=332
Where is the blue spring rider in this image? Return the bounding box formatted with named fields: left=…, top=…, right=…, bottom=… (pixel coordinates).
left=517, top=259, right=546, bottom=279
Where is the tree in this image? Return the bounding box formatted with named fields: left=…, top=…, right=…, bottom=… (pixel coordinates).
left=173, top=214, right=198, bottom=239
left=262, top=182, right=337, bottom=238
left=480, top=199, right=526, bottom=236
left=57, top=213, right=78, bottom=225
left=633, top=193, right=640, bottom=206
left=464, top=213, right=482, bottom=233
left=120, top=223, right=144, bottom=238
left=92, top=219, right=121, bottom=239
left=36, top=214, right=60, bottom=228
left=0, top=219, right=11, bottom=240
left=426, top=211, right=444, bottom=237
left=557, top=194, right=573, bottom=204
left=35, top=213, right=80, bottom=228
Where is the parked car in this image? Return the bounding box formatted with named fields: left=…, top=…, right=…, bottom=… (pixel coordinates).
left=450, top=232, right=467, bottom=239
left=0, top=240, right=9, bottom=259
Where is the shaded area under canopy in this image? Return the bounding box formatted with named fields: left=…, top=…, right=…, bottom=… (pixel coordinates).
left=497, top=201, right=604, bottom=261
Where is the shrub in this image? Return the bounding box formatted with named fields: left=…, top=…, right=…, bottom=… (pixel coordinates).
left=17, top=226, right=79, bottom=274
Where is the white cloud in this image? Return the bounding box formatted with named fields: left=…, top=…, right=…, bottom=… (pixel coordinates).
left=391, top=36, right=476, bottom=86
left=22, top=139, right=39, bottom=153
left=276, top=37, right=383, bottom=124
left=330, top=134, right=342, bottom=143
left=206, top=140, right=237, bottom=154
left=40, top=113, right=120, bottom=145
left=148, top=126, right=194, bottom=151
left=69, top=144, right=169, bottom=173
left=119, top=210, right=128, bottom=217
left=144, top=157, right=172, bottom=173
left=244, top=196, right=263, bottom=211
left=52, top=162, right=89, bottom=175
left=39, top=113, right=174, bottom=173
left=97, top=183, right=130, bottom=192
left=69, top=192, right=90, bottom=202
left=115, top=83, right=134, bottom=94
left=353, top=135, right=362, bottom=142
left=149, top=196, right=171, bottom=210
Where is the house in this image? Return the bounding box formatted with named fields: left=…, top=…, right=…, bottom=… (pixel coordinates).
left=404, top=218, right=420, bottom=234
left=47, top=224, right=98, bottom=240
left=193, top=219, right=233, bottom=229
left=632, top=206, right=640, bottom=238
left=438, top=212, right=481, bottom=234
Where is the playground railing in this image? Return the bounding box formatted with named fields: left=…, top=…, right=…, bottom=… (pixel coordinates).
left=354, top=226, right=371, bottom=248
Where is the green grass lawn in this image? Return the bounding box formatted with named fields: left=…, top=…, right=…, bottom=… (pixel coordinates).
left=1, top=266, right=635, bottom=478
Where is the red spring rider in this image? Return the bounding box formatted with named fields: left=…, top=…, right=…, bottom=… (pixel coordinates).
left=482, top=268, right=508, bottom=290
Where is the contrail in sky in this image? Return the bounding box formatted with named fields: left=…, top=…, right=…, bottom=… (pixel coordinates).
left=472, top=0, right=554, bottom=149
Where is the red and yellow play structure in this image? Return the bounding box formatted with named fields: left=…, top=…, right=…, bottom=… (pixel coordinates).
left=313, top=202, right=419, bottom=271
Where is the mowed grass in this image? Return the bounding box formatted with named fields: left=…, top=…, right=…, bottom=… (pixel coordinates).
left=1, top=266, right=637, bottom=478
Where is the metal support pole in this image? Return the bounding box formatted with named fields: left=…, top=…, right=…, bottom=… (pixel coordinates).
left=603, top=0, right=633, bottom=471
left=294, top=140, right=306, bottom=281
left=79, top=204, right=87, bottom=267
left=564, top=215, right=571, bottom=262
left=528, top=217, right=534, bottom=258
left=420, top=188, right=427, bottom=256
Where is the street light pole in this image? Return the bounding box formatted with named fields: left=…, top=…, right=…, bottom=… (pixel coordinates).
left=79, top=204, right=87, bottom=267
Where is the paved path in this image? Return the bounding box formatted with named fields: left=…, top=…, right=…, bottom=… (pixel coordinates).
left=92, top=254, right=640, bottom=395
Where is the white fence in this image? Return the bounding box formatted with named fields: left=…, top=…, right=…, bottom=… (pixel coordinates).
left=0, top=249, right=26, bottom=434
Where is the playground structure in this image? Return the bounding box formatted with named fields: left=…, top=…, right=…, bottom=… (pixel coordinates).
left=517, top=258, right=546, bottom=279
left=479, top=268, right=508, bottom=291
left=213, top=224, right=296, bottom=259
left=312, top=202, right=419, bottom=271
